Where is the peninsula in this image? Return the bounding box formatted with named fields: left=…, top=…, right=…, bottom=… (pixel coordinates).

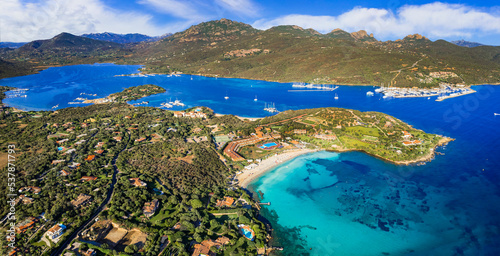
left=82, top=84, right=165, bottom=104
left=0, top=100, right=450, bottom=256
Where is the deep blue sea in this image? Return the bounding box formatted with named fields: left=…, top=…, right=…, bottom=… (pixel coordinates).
left=2, top=63, right=500, bottom=255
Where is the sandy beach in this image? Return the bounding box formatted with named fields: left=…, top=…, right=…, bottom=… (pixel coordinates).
left=214, top=113, right=262, bottom=122
left=237, top=148, right=318, bottom=188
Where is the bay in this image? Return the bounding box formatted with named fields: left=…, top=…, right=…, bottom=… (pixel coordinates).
left=2, top=63, right=499, bottom=255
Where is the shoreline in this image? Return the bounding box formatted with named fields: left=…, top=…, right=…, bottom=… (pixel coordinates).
left=237, top=149, right=318, bottom=188
left=214, top=113, right=263, bottom=121
left=238, top=136, right=454, bottom=188
left=326, top=136, right=454, bottom=166
left=435, top=89, right=476, bottom=101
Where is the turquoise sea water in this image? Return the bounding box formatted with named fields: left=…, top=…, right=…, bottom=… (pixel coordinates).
left=2, top=64, right=500, bottom=255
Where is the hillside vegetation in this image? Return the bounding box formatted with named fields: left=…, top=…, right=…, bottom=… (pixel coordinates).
left=1, top=19, right=499, bottom=87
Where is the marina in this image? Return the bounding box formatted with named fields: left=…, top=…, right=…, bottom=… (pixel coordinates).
left=5, top=88, right=29, bottom=98
left=80, top=92, right=97, bottom=96
left=264, top=102, right=279, bottom=113
left=131, top=101, right=149, bottom=106
left=375, top=84, right=476, bottom=101
left=170, top=99, right=185, bottom=107
left=160, top=102, right=173, bottom=108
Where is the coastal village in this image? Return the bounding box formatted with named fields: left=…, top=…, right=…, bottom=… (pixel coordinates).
left=0, top=85, right=451, bottom=256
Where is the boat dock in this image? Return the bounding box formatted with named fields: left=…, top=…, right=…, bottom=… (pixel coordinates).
left=376, top=84, right=476, bottom=100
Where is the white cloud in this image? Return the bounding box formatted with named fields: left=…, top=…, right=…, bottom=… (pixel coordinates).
left=214, top=0, right=260, bottom=17
left=252, top=2, right=500, bottom=41
left=0, top=0, right=190, bottom=42
left=138, top=0, right=205, bottom=21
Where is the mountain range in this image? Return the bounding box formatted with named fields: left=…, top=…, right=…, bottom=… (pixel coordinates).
left=0, top=19, right=499, bottom=87
left=451, top=40, right=485, bottom=48
left=80, top=32, right=172, bottom=44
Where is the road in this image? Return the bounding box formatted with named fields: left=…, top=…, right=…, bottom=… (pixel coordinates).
left=50, top=134, right=130, bottom=256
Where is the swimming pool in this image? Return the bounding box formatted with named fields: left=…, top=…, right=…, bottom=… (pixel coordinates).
left=259, top=142, right=278, bottom=149
left=238, top=225, right=255, bottom=240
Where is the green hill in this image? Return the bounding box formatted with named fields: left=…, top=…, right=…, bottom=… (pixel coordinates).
left=128, top=19, right=499, bottom=87
left=1, top=19, right=499, bottom=87
left=17, top=32, right=122, bottom=53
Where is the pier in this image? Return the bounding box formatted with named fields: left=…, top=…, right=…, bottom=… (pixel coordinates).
left=259, top=202, right=271, bottom=206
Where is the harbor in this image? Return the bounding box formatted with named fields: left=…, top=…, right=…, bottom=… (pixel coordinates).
left=161, top=99, right=185, bottom=108
left=375, top=84, right=476, bottom=101
left=5, top=88, right=29, bottom=98
left=264, top=102, right=279, bottom=113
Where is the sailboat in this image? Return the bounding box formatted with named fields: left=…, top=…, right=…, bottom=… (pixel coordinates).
left=254, top=95, right=258, bottom=101
left=334, top=93, right=339, bottom=100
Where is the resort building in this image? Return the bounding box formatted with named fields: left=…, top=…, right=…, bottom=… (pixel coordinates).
left=69, top=162, right=81, bottom=169
left=18, top=186, right=41, bottom=194
left=129, top=178, right=147, bottom=187
left=223, top=133, right=280, bottom=161
left=75, top=139, right=86, bottom=145
left=192, top=243, right=214, bottom=256
left=402, top=131, right=413, bottom=139
left=174, top=111, right=207, bottom=119
left=17, top=195, right=34, bottom=205
left=192, top=236, right=230, bottom=256
left=60, top=170, right=70, bottom=176
left=56, top=139, right=69, bottom=144
left=216, top=196, right=235, bottom=208
left=84, top=155, right=96, bottom=161
left=80, top=176, right=97, bottom=182
left=46, top=224, right=66, bottom=240
left=81, top=249, right=96, bottom=256
left=402, top=140, right=423, bottom=146
left=143, top=199, right=159, bottom=218
left=135, top=137, right=146, bottom=142
left=314, top=134, right=337, bottom=141
left=294, top=129, right=307, bottom=134
left=8, top=248, right=20, bottom=256
left=71, top=194, right=92, bottom=208
left=15, top=217, right=37, bottom=234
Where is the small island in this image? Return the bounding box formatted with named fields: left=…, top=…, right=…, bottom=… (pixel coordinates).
left=83, top=84, right=165, bottom=104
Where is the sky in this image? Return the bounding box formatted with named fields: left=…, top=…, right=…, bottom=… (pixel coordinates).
left=0, top=0, right=499, bottom=45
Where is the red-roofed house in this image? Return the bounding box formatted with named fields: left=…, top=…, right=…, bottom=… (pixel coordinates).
left=129, top=178, right=147, bottom=187
left=80, top=176, right=97, bottom=182
left=135, top=137, right=146, bottom=142
left=216, top=197, right=235, bottom=207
